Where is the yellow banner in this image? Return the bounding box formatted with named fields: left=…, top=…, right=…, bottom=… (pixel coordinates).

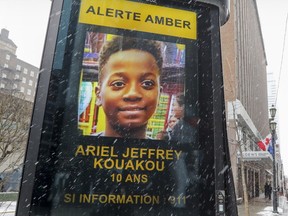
left=79, top=0, right=197, bottom=40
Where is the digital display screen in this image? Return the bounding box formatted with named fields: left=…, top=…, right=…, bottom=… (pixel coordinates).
left=78, top=32, right=186, bottom=140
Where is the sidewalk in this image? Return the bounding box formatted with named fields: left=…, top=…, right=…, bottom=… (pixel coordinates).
left=0, top=201, right=16, bottom=216
left=238, top=193, right=288, bottom=215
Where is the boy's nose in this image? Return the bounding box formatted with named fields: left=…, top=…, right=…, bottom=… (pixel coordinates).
left=123, top=84, right=142, bottom=101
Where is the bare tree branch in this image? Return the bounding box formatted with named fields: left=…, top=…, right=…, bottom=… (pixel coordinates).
left=0, top=91, right=32, bottom=191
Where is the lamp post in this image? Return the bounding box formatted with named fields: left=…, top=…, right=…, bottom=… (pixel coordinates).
left=269, top=105, right=277, bottom=213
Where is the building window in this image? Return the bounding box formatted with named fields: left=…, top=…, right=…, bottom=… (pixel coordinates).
left=27, top=89, right=31, bottom=95
left=30, top=71, right=34, bottom=77
left=29, top=80, right=33, bottom=86
left=24, top=68, right=28, bottom=74
left=22, top=77, right=26, bottom=83
left=20, top=87, right=24, bottom=92
left=16, top=65, right=21, bottom=71
left=13, top=83, right=18, bottom=89
left=0, top=83, right=5, bottom=88
left=15, top=74, right=19, bottom=79
left=4, top=64, right=8, bottom=68
left=2, top=73, right=7, bottom=78
left=6, top=54, right=10, bottom=60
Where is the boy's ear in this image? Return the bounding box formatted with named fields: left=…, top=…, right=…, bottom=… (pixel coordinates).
left=157, top=86, right=163, bottom=105
left=95, top=86, right=102, bottom=106
left=159, top=86, right=163, bottom=99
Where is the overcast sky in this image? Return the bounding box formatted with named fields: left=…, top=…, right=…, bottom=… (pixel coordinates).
left=0, top=0, right=287, bottom=174
left=0, top=0, right=51, bottom=67
left=256, top=0, right=288, bottom=175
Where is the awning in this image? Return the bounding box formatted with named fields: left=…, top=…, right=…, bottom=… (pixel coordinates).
left=238, top=151, right=273, bottom=170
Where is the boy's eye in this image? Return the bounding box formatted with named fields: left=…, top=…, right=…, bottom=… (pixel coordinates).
left=111, top=80, right=125, bottom=88
left=142, top=80, right=155, bottom=89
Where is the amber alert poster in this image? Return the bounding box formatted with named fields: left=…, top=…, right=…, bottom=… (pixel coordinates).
left=29, top=0, right=203, bottom=215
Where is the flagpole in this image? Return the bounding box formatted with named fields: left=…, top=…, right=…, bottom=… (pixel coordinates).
left=269, top=105, right=277, bottom=214
left=271, top=127, right=277, bottom=213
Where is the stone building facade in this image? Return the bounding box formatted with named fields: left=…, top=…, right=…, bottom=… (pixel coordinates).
left=0, top=28, right=39, bottom=102
left=220, top=0, right=273, bottom=199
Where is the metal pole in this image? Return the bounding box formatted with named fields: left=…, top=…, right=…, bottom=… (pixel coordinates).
left=272, top=130, right=278, bottom=213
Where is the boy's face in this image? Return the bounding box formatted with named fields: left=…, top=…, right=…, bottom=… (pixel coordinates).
left=97, top=49, right=161, bottom=130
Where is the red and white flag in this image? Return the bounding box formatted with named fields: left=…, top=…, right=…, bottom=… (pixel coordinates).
left=257, top=135, right=271, bottom=151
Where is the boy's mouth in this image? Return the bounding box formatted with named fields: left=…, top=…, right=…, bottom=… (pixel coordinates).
left=118, top=106, right=146, bottom=111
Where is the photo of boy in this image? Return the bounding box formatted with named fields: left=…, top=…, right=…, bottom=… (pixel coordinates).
left=78, top=32, right=187, bottom=139
left=95, top=36, right=163, bottom=139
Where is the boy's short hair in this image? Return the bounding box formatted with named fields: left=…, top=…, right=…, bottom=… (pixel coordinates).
left=98, top=36, right=163, bottom=83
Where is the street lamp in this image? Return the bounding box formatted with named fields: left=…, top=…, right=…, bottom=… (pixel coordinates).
left=270, top=105, right=277, bottom=119
left=270, top=121, right=277, bottom=131
left=269, top=105, right=277, bottom=213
